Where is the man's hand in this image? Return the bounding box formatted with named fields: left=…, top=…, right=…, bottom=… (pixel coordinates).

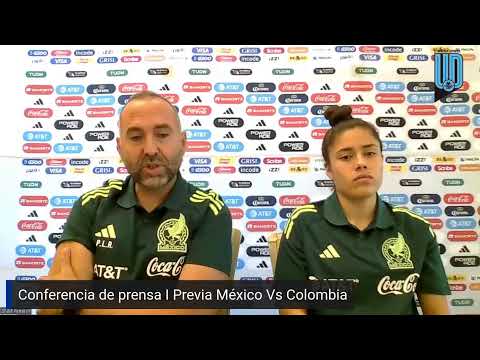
left=40, top=247, right=77, bottom=281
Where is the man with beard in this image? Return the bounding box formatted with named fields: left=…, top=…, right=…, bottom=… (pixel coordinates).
left=39, top=91, right=232, bottom=315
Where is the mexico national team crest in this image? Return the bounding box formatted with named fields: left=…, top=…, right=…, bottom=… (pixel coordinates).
left=156, top=213, right=189, bottom=253
left=382, top=232, right=414, bottom=270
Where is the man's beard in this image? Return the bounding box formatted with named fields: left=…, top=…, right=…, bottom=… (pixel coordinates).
left=126, top=155, right=181, bottom=190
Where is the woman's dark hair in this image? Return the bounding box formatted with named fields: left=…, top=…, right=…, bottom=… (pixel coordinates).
left=321, top=105, right=382, bottom=167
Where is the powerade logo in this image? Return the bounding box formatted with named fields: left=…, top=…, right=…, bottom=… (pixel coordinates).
left=54, top=120, right=84, bottom=130
left=408, top=129, right=438, bottom=139
left=376, top=82, right=405, bottom=92
left=16, top=245, right=46, bottom=257
left=246, top=208, right=277, bottom=219
left=51, top=58, right=71, bottom=64
left=382, top=141, right=407, bottom=151
left=97, top=57, right=118, bottom=64
left=22, top=158, right=43, bottom=166
left=85, top=131, right=115, bottom=141
left=380, top=194, right=408, bottom=205
left=56, top=85, right=85, bottom=95
left=223, top=196, right=244, bottom=207
left=280, top=105, right=308, bottom=115
left=246, top=130, right=276, bottom=140
left=440, top=105, right=469, bottom=115
left=279, top=142, right=309, bottom=152
left=185, top=129, right=211, bottom=140
left=410, top=165, right=432, bottom=172
left=441, top=141, right=471, bottom=151
left=23, top=131, right=52, bottom=142
left=311, top=117, right=330, bottom=128
left=50, top=196, right=78, bottom=207
left=93, top=167, right=114, bottom=174
left=246, top=246, right=270, bottom=257
left=450, top=256, right=480, bottom=267
left=54, top=143, right=83, bottom=154
left=189, top=166, right=211, bottom=174
left=214, top=83, right=244, bottom=92
left=412, top=206, right=442, bottom=217
left=46, top=167, right=66, bottom=175
left=434, top=53, right=463, bottom=102
left=87, top=95, right=115, bottom=106
left=246, top=94, right=276, bottom=104
left=246, top=196, right=277, bottom=207
left=49, top=233, right=62, bottom=244
left=28, top=50, right=48, bottom=56
left=213, top=141, right=244, bottom=152
left=446, top=219, right=476, bottom=229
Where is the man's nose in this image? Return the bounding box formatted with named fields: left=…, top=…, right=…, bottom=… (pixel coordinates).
left=143, top=136, right=159, bottom=156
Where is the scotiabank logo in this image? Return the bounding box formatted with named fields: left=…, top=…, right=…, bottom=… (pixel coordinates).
left=246, top=221, right=277, bottom=232
left=19, top=195, right=48, bottom=206
left=344, top=81, right=373, bottom=91
left=50, top=208, right=71, bottom=219
left=279, top=195, right=310, bottom=206
left=279, top=82, right=308, bottom=92
left=360, top=46, right=380, bottom=53
left=55, top=96, right=84, bottom=106
left=448, top=231, right=478, bottom=241
left=279, top=117, right=308, bottom=128
left=182, top=82, right=212, bottom=92
left=444, top=193, right=474, bottom=204
left=86, top=107, right=115, bottom=117
left=440, top=116, right=470, bottom=127
left=408, top=105, right=437, bottom=115
left=186, top=141, right=211, bottom=152
left=350, top=104, right=374, bottom=115
left=15, top=257, right=45, bottom=268
left=159, top=94, right=179, bottom=104
left=428, top=218, right=443, bottom=230
left=46, top=158, right=67, bottom=166
left=229, top=208, right=244, bottom=219
left=23, top=143, right=51, bottom=153
left=311, top=129, right=328, bottom=139
left=182, top=106, right=211, bottom=116
left=375, top=93, right=405, bottom=103
left=214, top=94, right=244, bottom=104
left=25, top=85, right=53, bottom=95
left=24, top=108, right=53, bottom=118
left=119, top=83, right=148, bottom=93
left=17, top=220, right=48, bottom=231
left=246, top=106, right=276, bottom=116
left=310, top=93, right=341, bottom=103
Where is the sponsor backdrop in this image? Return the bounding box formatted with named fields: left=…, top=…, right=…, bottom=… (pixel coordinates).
left=0, top=45, right=479, bottom=314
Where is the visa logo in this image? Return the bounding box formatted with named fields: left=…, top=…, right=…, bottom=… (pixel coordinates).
left=45, top=167, right=66, bottom=175
left=223, top=196, right=244, bottom=207
left=246, top=208, right=277, bottom=219
left=23, top=131, right=52, bottom=142
left=446, top=218, right=477, bottom=229
left=192, top=47, right=213, bottom=54
left=185, top=129, right=212, bottom=140
left=50, top=196, right=78, bottom=207
left=53, top=143, right=83, bottom=154
left=376, top=82, right=405, bottom=92
left=411, top=206, right=442, bottom=217
left=310, top=117, right=330, bottom=128
left=51, top=58, right=71, bottom=64
left=279, top=105, right=308, bottom=116
left=189, top=157, right=211, bottom=165
left=214, top=141, right=244, bottom=152
left=382, top=141, right=407, bottom=151
left=380, top=194, right=409, bottom=205
left=246, top=94, right=276, bottom=104
left=56, top=85, right=85, bottom=95
left=87, top=95, right=115, bottom=106
left=214, top=83, right=244, bottom=92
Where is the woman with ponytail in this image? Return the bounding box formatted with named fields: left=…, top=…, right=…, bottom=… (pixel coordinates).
left=274, top=105, right=450, bottom=315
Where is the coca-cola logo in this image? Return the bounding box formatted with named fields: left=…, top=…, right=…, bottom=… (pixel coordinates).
left=24, top=108, right=53, bottom=118
left=310, top=93, right=341, bottom=103
left=279, top=82, right=308, bottom=92
left=377, top=273, right=419, bottom=295
left=444, top=193, right=474, bottom=204
left=279, top=195, right=310, bottom=206
left=118, top=83, right=148, bottom=93
left=17, top=220, right=48, bottom=231
left=146, top=256, right=185, bottom=277
left=181, top=106, right=212, bottom=116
